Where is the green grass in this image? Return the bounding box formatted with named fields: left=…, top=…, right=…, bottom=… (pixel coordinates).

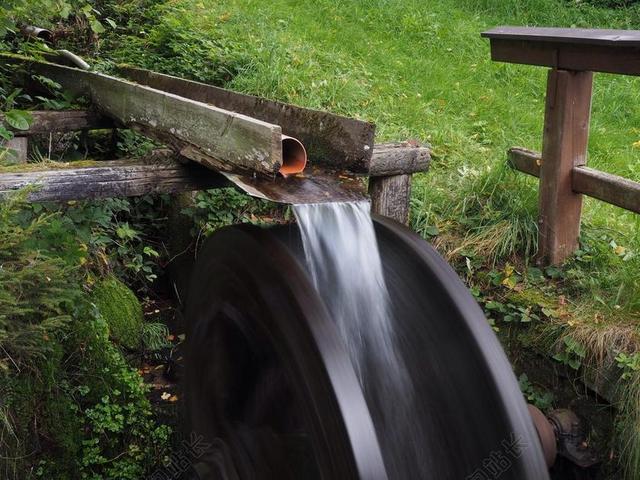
left=112, top=0, right=640, bottom=314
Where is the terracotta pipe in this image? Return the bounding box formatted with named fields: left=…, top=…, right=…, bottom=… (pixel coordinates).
left=280, top=135, right=307, bottom=176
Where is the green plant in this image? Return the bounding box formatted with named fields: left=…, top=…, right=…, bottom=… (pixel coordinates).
left=553, top=336, right=587, bottom=370
left=142, top=321, right=171, bottom=352
left=616, top=351, right=640, bottom=380
left=518, top=373, right=554, bottom=410
left=182, top=187, right=281, bottom=236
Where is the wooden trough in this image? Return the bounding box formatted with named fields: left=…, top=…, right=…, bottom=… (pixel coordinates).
left=1, top=54, right=430, bottom=223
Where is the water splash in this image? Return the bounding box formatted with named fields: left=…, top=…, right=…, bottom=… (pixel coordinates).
left=294, top=201, right=424, bottom=478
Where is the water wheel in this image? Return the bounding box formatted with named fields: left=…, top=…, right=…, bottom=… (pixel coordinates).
left=183, top=216, right=550, bottom=479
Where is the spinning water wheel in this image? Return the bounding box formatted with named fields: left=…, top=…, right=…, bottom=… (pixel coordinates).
left=183, top=216, right=551, bottom=480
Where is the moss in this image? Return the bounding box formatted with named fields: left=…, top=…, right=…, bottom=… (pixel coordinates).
left=505, top=287, right=556, bottom=310
left=92, top=276, right=143, bottom=350
left=0, top=159, right=104, bottom=173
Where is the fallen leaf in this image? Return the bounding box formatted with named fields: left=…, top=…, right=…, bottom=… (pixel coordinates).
left=161, top=392, right=171, bottom=401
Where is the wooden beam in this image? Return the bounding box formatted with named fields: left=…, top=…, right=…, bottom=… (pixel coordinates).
left=368, top=142, right=430, bottom=177
left=0, top=158, right=228, bottom=202
left=368, top=174, right=412, bottom=224
left=482, top=27, right=640, bottom=76
left=573, top=167, right=640, bottom=214
left=5, top=54, right=285, bottom=177
left=509, top=148, right=640, bottom=215
left=537, top=69, right=593, bottom=266
left=508, top=147, right=541, bottom=177
left=116, top=65, right=376, bottom=173
left=3, top=110, right=114, bottom=136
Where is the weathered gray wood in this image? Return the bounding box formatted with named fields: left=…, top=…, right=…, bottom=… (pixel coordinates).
left=509, top=147, right=640, bottom=214
left=117, top=65, right=376, bottom=173
left=573, top=167, right=640, bottom=214
left=538, top=69, right=593, bottom=266
left=2, top=110, right=114, bottom=136
left=368, top=174, right=411, bottom=224
left=482, top=27, right=640, bottom=76
left=0, top=158, right=228, bottom=202
left=368, top=142, right=430, bottom=176
left=5, top=54, right=285, bottom=177
left=4, top=137, right=28, bottom=163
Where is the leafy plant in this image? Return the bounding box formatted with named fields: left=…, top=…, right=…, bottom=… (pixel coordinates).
left=553, top=336, right=587, bottom=370
left=616, top=352, right=640, bottom=380
left=518, top=373, right=554, bottom=410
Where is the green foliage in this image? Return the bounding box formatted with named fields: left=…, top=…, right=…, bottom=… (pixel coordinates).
left=518, top=373, right=554, bottom=410
left=616, top=352, right=640, bottom=380
left=92, top=276, right=144, bottom=350
left=0, top=192, right=171, bottom=478
left=182, top=188, right=282, bottom=236
left=0, top=0, right=111, bottom=42
left=553, top=336, right=587, bottom=370
left=142, top=322, right=171, bottom=352
left=0, top=190, right=83, bottom=373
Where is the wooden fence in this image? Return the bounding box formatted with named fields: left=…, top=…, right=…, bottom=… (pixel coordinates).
left=483, top=27, right=640, bottom=266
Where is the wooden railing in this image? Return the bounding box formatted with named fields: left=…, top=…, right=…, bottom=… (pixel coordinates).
left=483, top=27, right=640, bottom=265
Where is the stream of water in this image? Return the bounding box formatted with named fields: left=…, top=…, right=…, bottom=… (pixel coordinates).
left=293, top=201, right=425, bottom=479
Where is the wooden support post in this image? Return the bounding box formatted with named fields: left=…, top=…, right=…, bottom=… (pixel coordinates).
left=5, top=137, right=28, bottom=163
left=538, top=69, right=593, bottom=266
left=368, top=174, right=412, bottom=224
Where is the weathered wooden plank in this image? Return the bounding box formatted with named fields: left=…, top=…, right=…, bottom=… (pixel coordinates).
left=0, top=158, right=228, bottom=202
left=368, top=142, right=430, bottom=176
left=116, top=65, right=376, bottom=173
left=368, top=174, right=412, bottom=224
left=2, top=110, right=114, bottom=136
left=509, top=148, right=640, bottom=214
left=4, top=54, right=285, bottom=177
left=538, top=69, right=593, bottom=266
left=573, top=167, right=640, bottom=214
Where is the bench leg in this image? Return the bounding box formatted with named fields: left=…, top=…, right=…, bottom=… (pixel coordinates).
left=538, top=69, right=593, bottom=266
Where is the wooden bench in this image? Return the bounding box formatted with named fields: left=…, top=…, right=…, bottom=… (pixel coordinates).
left=483, top=27, right=640, bottom=265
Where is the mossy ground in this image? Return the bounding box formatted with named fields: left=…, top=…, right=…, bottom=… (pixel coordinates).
left=92, top=276, right=144, bottom=350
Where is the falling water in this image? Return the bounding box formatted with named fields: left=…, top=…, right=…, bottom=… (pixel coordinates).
left=294, top=201, right=426, bottom=479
